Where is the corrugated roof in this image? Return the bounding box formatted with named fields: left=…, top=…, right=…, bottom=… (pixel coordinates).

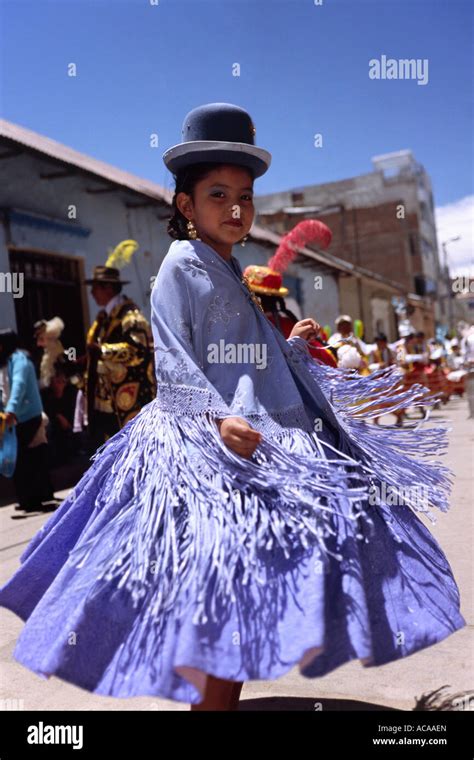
left=0, top=118, right=173, bottom=205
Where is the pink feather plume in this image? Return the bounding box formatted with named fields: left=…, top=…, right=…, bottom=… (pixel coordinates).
left=267, top=219, right=332, bottom=273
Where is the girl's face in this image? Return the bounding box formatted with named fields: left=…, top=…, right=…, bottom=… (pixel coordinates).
left=176, top=164, right=254, bottom=259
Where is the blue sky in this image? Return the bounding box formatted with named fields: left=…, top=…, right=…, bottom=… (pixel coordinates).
left=1, top=0, right=472, bottom=272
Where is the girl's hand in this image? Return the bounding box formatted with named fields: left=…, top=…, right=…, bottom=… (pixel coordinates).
left=289, top=318, right=320, bottom=341
left=216, top=416, right=263, bottom=459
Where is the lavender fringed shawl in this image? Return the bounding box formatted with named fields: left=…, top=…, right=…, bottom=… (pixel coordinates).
left=63, top=238, right=451, bottom=626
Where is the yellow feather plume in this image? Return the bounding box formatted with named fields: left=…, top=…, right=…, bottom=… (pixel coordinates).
left=105, top=240, right=139, bottom=270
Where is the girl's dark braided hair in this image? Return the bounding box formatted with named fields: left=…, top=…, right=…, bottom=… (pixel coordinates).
left=167, top=162, right=254, bottom=240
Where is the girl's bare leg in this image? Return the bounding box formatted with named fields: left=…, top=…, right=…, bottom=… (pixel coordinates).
left=229, top=680, right=244, bottom=710
left=190, top=675, right=244, bottom=711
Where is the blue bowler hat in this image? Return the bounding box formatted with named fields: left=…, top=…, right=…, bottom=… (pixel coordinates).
left=162, top=102, right=272, bottom=178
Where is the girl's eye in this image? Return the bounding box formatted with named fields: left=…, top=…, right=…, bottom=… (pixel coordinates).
left=210, top=192, right=253, bottom=201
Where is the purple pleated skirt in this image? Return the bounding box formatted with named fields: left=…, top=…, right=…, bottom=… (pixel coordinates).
left=0, top=396, right=466, bottom=705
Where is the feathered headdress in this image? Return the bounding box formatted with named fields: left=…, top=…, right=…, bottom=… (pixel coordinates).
left=105, top=240, right=139, bottom=270
left=244, top=219, right=333, bottom=298
left=267, top=219, right=332, bottom=273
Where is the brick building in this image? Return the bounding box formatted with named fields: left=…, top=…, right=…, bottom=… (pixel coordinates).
left=254, top=150, right=445, bottom=338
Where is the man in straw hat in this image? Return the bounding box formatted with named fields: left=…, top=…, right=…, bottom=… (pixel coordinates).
left=82, top=241, right=156, bottom=453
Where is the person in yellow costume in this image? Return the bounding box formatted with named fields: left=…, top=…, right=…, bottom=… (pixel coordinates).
left=82, top=240, right=156, bottom=454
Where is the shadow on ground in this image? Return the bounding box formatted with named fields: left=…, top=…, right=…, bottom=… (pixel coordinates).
left=0, top=457, right=90, bottom=509
left=238, top=696, right=400, bottom=711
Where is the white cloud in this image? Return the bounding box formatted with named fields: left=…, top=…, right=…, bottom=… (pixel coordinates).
left=435, top=195, right=473, bottom=277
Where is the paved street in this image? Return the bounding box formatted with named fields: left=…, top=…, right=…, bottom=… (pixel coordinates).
left=0, top=397, right=472, bottom=711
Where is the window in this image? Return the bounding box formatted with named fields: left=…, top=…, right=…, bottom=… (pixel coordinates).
left=420, top=238, right=433, bottom=258
left=291, top=192, right=304, bottom=204
left=420, top=202, right=431, bottom=223
left=414, top=275, right=437, bottom=296
left=8, top=248, right=86, bottom=357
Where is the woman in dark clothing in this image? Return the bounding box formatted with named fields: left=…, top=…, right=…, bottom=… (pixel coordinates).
left=41, top=365, right=80, bottom=467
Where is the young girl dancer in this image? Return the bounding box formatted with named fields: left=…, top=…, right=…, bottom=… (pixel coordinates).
left=0, top=103, right=465, bottom=711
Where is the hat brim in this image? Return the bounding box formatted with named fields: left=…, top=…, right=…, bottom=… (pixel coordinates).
left=248, top=283, right=289, bottom=297
left=163, top=141, right=272, bottom=178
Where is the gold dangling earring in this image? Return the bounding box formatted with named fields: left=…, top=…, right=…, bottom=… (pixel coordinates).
left=186, top=220, right=200, bottom=240
left=240, top=235, right=248, bottom=247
